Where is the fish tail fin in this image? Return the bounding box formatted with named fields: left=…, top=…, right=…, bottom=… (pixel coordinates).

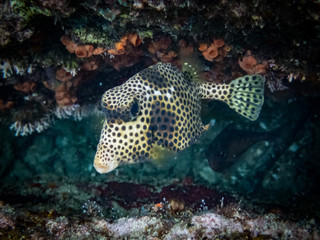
left=226, top=74, right=265, bottom=121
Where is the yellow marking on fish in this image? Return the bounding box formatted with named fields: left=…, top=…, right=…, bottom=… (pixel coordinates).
left=94, top=63, right=265, bottom=173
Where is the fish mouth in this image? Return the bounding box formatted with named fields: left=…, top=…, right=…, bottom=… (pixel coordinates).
left=93, top=155, right=119, bottom=174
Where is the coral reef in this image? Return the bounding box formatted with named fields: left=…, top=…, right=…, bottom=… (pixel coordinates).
left=0, top=179, right=318, bottom=239
left=0, top=0, right=320, bottom=238
left=0, top=0, right=319, bottom=135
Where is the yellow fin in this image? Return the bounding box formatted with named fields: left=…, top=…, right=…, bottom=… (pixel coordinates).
left=150, top=144, right=177, bottom=168
left=226, top=74, right=265, bottom=121
left=182, top=62, right=201, bottom=83
left=179, top=44, right=203, bottom=83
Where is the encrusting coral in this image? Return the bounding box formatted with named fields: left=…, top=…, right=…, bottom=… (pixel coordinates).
left=55, top=67, right=74, bottom=82
left=238, top=51, right=268, bottom=74
left=0, top=0, right=319, bottom=141
left=156, top=51, right=177, bottom=63
left=105, top=33, right=143, bottom=70
left=92, top=47, right=106, bottom=55
left=13, top=81, right=36, bottom=93
left=54, top=83, right=77, bottom=107
left=199, top=39, right=227, bottom=62
left=108, top=33, right=142, bottom=55
left=61, top=36, right=77, bottom=53
left=0, top=100, right=14, bottom=111
left=53, top=68, right=97, bottom=107
left=148, top=36, right=177, bottom=63
left=60, top=36, right=107, bottom=57
left=106, top=53, right=142, bottom=71
left=80, top=59, right=99, bottom=71
left=74, top=45, right=94, bottom=58
left=148, top=36, right=172, bottom=54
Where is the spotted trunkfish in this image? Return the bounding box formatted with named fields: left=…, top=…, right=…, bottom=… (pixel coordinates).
left=94, top=62, right=265, bottom=173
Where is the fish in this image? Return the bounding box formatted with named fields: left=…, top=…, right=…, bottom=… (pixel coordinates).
left=94, top=62, right=265, bottom=174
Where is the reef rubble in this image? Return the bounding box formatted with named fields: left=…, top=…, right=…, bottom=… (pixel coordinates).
left=0, top=179, right=319, bottom=239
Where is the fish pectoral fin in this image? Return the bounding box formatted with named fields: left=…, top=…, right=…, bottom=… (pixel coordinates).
left=202, top=123, right=210, bottom=132
left=149, top=144, right=176, bottom=168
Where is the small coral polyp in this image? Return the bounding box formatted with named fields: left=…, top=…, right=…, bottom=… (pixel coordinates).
left=10, top=115, right=53, bottom=136
left=107, top=33, right=142, bottom=56
left=198, top=39, right=226, bottom=62
left=238, top=51, right=268, bottom=75
left=60, top=36, right=107, bottom=57
left=54, top=104, right=81, bottom=119
left=8, top=101, right=54, bottom=136
left=0, top=59, right=13, bottom=78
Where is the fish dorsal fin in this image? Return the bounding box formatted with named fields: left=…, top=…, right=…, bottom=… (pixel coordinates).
left=182, top=62, right=201, bottom=83
left=179, top=44, right=203, bottom=83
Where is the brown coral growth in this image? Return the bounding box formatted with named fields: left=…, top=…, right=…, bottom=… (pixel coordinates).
left=106, top=33, right=143, bottom=70
left=108, top=33, right=142, bottom=55
left=198, top=43, right=208, bottom=52
left=107, top=54, right=142, bottom=71
left=13, top=82, right=36, bottom=93
left=61, top=36, right=77, bottom=54
left=199, top=38, right=227, bottom=62
left=55, top=68, right=73, bottom=82
left=60, top=36, right=71, bottom=46
left=238, top=51, right=268, bottom=74
left=202, top=45, right=219, bottom=61
left=213, top=39, right=225, bottom=48
left=74, top=45, right=88, bottom=58
left=75, top=45, right=94, bottom=58
left=127, top=33, right=142, bottom=47
left=55, top=84, right=77, bottom=107
left=81, top=59, right=99, bottom=71
left=60, top=36, right=106, bottom=57
left=0, top=99, right=14, bottom=111
left=148, top=36, right=172, bottom=54
left=157, top=51, right=177, bottom=63
left=148, top=36, right=177, bottom=63
left=93, top=47, right=107, bottom=55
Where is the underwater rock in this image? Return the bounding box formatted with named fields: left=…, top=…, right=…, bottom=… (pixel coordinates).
left=206, top=124, right=280, bottom=172
left=0, top=191, right=318, bottom=239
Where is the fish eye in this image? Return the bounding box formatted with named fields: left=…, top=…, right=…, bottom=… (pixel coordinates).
left=130, top=99, right=140, bottom=120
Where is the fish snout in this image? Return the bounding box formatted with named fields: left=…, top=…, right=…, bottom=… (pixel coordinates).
left=93, top=152, right=119, bottom=174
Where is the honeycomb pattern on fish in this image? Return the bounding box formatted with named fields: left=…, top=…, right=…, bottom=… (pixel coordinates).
left=94, top=62, right=265, bottom=173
